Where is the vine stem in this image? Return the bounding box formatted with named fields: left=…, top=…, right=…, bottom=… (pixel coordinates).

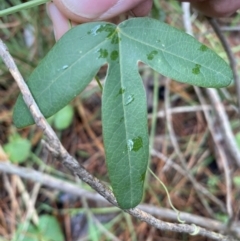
left=0, top=0, right=49, bottom=17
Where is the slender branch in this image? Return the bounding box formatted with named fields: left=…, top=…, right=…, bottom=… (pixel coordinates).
left=0, top=39, right=237, bottom=241
left=205, top=19, right=240, bottom=167
left=206, top=88, right=234, bottom=218
left=151, top=149, right=226, bottom=213
left=0, top=162, right=240, bottom=237
left=164, top=78, right=216, bottom=217
left=181, top=2, right=235, bottom=221
left=0, top=0, right=49, bottom=17
left=207, top=17, right=240, bottom=114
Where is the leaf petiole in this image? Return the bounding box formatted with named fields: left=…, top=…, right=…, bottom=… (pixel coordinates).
left=0, top=0, right=49, bottom=17
left=95, top=76, right=103, bottom=91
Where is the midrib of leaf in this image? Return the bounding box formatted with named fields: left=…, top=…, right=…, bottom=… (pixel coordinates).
left=118, top=38, right=134, bottom=206
left=118, top=29, right=229, bottom=80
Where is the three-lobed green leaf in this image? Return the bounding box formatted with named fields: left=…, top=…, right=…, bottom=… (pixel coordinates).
left=13, top=18, right=232, bottom=209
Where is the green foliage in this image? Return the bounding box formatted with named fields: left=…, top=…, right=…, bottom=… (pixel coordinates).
left=235, top=132, right=240, bottom=149
left=13, top=215, right=64, bottom=241
left=233, top=176, right=240, bottom=187
left=13, top=18, right=232, bottom=208
left=215, top=213, right=228, bottom=223
left=3, top=134, right=31, bottom=163
left=53, top=104, right=74, bottom=130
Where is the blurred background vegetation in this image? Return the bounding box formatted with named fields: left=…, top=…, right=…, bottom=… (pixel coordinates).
left=1, top=0, right=240, bottom=240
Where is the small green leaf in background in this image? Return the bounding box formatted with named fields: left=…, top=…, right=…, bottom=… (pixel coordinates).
left=13, top=18, right=233, bottom=209
left=53, top=104, right=74, bottom=130
left=14, top=215, right=64, bottom=241
left=235, top=132, right=240, bottom=149
left=38, top=215, right=64, bottom=241
left=3, top=134, right=31, bottom=163
left=88, top=217, right=99, bottom=241
left=215, top=213, right=228, bottom=223
left=13, top=223, right=38, bottom=241
left=233, top=176, right=240, bottom=187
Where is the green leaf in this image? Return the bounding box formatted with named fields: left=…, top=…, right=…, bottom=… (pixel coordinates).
left=38, top=215, right=64, bottom=241
left=53, top=104, right=74, bottom=130
left=102, top=61, right=148, bottom=208
left=13, top=223, right=38, bottom=241
left=13, top=18, right=233, bottom=208
left=235, top=132, right=240, bottom=149
left=3, top=134, right=31, bottom=163
left=13, top=215, right=64, bottom=241
left=233, top=176, right=240, bottom=187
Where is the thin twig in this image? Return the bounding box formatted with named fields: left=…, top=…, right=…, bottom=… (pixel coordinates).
left=0, top=161, right=240, bottom=237
left=208, top=87, right=239, bottom=154
left=148, top=105, right=232, bottom=119
left=206, top=19, right=240, bottom=167
left=194, top=87, right=233, bottom=219
left=0, top=39, right=236, bottom=241
left=164, top=78, right=216, bottom=217
left=207, top=17, right=240, bottom=114
left=206, top=88, right=234, bottom=218
left=151, top=149, right=226, bottom=213
left=181, top=2, right=235, bottom=220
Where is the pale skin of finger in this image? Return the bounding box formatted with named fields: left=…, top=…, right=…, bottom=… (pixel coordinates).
left=181, top=0, right=240, bottom=17
left=47, top=0, right=152, bottom=40
left=47, top=3, right=77, bottom=40
left=48, top=0, right=240, bottom=40
left=52, top=0, right=152, bottom=23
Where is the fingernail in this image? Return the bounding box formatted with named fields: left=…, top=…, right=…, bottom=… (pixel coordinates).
left=60, top=0, right=114, bottom=19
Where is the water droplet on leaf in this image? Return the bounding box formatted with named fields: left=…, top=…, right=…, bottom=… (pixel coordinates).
left=127, top=139, right=134, bottom=151
left=62, top=65, right=69, bottom=70
left=125, top=95, right=134, bottom=106
left=127, top=136, right=143, bottom=152
left=88, top=25, right=101, bottom=36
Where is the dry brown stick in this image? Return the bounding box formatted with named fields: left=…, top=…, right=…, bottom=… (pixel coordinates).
left=76, top=98, right=104, bottom=153
left=207, top=17, right=240, bottom=114
left=1, top=161, right=240, bottom=237
left=206, top=18, right=240, bottom=167
left=16, top=176, right=40, bottom=241
left=2, top=174, right=19, bottom=235
left=195, top=87, right=233, bottom=219
left=151, top=149, right=226, bottom=213
left=15, top=176, right=39, bottom=225
left=206, top=88, right=234, bottom=218
left=164, top=79, right=216, bottom=217
left=207, top=88, right=239, bottom=166
left=181, top=1, right=235, bottom=223
left=0, top=39, right=236, bottom=241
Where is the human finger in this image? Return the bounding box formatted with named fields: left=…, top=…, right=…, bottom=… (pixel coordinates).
left=189, top=0, right=240, bottom=17
left=52, top=0, right=152, bottom=23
